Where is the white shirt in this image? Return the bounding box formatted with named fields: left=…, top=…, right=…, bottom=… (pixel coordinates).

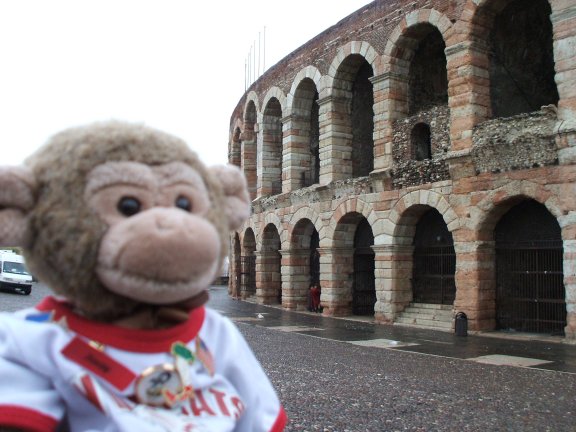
left=0, top=296, right=287, bottom=432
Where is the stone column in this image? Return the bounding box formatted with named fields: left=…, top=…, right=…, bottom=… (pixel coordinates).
left=281, top=114, right=310, bottom=192
left=279, top=249, right=309, bottom=310
left=373, top=244, right=414, bottom=323
left=317, top=247, right=354, bottom=316
left=445, top=40, right=491, bottom=153
left=370, top=73, right=401, bottom=173
left=551, top=3, right=576, bottom=165
left=453, top=238, right=496, bottom=332
left=563, top=238, right=576, bottom=340
left=240, top=128, right=258, bottom=201
left=317, top=96, right=352, bottom=183
left=255, top=250, right=282, bottom=305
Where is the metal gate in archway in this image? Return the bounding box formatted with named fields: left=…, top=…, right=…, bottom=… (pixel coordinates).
left=352, top=219, right=375, bottom=315
left=412, top=209, right=456, bottom=305
left=240, top=255, right=256, bottom=297
left=495, top=200, right=566, bottom=335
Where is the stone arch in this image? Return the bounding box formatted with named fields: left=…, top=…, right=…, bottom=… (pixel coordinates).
left=229, top=118, right=243, bottom=167
left=384, top=9, right=453, bottom=69
left=285, top=68, right=323, bottom=190
left=287, top=66, right=323, bottom=111
left=474, top=194, right=567, bottom=335
left=390, top=190, right=459, bottom=246
left=230, top=232, right=242, bottom=298
left=449, top=0, right=565, bottom=140
left=383, top=10, right=453, bottom=178
left=261, top=87, right=287, bottom=120
left=258, top=222, right=283, bottom=305
left=328, top=198, right=376, bottom=245
left=239, top=227, right=257, bottom=298
left=242, top=98, right=258, bottom=200
left=329, top=211, right=377, bottom=316
left=243, top=91, right=260, bottom=116
left=383, top=191, right=459, bottom=319
left=283, top=213, right=322, bottom=311
left=468, top=0, right=558, bottom=119
left=260, top=95, right=283, bottom=196
left=474, top=184, right=564, bottom=239
left=287, top=206, right=323, bottom=244
left=333, top=52, right=376, bottom=179
left=325, top=41, right=381, bottom=93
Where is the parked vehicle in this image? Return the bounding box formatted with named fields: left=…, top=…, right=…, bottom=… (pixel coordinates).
left=0, top=251, right=33, bottom=295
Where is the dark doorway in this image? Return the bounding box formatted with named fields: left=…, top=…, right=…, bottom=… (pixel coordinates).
left=310, top=230, right=320, bottom=286
left=353, top=219, right=375, bottom=315
left=411, top=123, right=432, bottom=161
left=240, top=255, right=256, bottom=297
left=489, top=0, right=558, bottom=118
left=240, top=229, right=256, bottom=298
left=495, top=200, right=565, bottom=335
left=351, top=60, right=374, bottom=178
left=412, top=209, right=456, bottom=304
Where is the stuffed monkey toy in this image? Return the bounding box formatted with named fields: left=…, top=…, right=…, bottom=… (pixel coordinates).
left=0, top=121, right=287, bottom=432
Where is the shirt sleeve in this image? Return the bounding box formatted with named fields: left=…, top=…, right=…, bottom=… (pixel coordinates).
left=0, top=316, right=64, bottom=431
left=203, top=311, right=287, bottom=432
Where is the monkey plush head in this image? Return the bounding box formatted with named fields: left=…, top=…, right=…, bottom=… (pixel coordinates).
left=0, top=121, right=250, bottom=324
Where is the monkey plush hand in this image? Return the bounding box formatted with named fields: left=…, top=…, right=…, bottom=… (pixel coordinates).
left=0, top=122, right=287, bottom=432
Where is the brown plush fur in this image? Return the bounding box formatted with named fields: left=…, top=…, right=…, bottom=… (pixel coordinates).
left=23, top=121, right=230, bottom=321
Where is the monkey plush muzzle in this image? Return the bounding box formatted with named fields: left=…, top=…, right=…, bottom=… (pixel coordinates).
left=97, top=207, right=221, bottom=304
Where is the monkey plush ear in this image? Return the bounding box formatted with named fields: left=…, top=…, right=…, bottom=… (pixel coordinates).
left=209, top=165, right=251, bottom=230
left=0, top=166, right=37, bottom=247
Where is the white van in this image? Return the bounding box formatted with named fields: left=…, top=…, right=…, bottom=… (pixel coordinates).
left=0, top=251, right=33, bottom=295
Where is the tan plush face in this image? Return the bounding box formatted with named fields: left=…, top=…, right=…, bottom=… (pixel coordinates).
left=0, top=121, right=251, bottom=321
left=86, top=161, right=221, bottom=304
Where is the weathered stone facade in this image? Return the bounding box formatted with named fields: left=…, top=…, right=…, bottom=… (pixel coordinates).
left=227, top=0, right=576, bottom=341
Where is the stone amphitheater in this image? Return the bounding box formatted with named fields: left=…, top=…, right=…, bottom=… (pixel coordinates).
left=226, top=0, right=576, bottom=340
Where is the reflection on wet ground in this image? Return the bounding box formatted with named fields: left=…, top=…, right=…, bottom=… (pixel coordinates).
left=208, top=286, right=576, bottom=374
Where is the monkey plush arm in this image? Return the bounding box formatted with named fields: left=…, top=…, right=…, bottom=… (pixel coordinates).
left=0, top=318, right=64, bottom=431
left=0, top=166, right=36, bottom=248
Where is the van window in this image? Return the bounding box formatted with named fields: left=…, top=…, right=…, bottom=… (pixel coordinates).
left=2, top=261, right=30, bottom=275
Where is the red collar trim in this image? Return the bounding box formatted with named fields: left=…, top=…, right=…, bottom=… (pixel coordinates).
left=36, top=296, right=205, bottom=353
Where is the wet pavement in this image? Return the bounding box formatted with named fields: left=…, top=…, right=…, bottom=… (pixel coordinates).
left=207, top=286, right=576, bottom=375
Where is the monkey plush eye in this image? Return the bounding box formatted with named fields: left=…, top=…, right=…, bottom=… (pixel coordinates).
left=117, top=196, right=141, bottom=216
left=175, top=195, right=192, bottom=212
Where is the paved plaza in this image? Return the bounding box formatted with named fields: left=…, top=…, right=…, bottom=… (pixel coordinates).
left=207, top=286, right=576, bottom=431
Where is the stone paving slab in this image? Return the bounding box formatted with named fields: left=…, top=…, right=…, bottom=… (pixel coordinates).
left=467, top=354, right=553, bottom=368
left=348, top=338, right=420, bottom=348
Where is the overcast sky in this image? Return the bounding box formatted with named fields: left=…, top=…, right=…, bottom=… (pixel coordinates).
left=0, top=1, right=373, bottom=167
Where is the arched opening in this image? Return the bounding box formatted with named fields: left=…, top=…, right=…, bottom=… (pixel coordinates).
left=353, top=218, right=375, bottom=315
left=292, top=78, right=320, bottom=188
left=240, top=229, right=256, bottom=299
left=495, top=200, right=565, bottom=335
left=310, top=230, right=320, bottom=286
left=408, top=24, right=448, bottom=115
left=261, top=224, right=282, bottom=305
left=333, top=54, right=374, bottom=180
left=309, top=91, right=320, bottom=186
left=230, top=127, right=241, bottom=167
left=351, top=61, right=374, bottom=178
left=231, top=233, right=241, bottom=298
left=391, top=24, right=451, bottom=188
left=262, top=98, right=283, bottom=196
left=243, top=101, right=257, bottom=200
left=412, top=209, right=456, bottom=305
left=488, top=0, right=558, bottom=118
left=411, top=123, right=432, bottom=161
